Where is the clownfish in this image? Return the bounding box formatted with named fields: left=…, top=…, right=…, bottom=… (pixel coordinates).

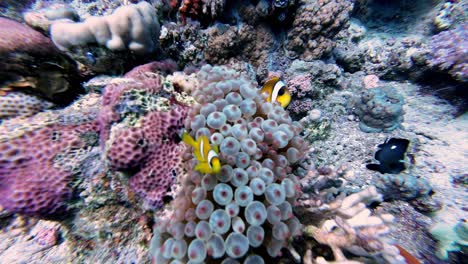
left=260, top=76, right=291, bottom=108
left=182, top=132, right=221, bottom=174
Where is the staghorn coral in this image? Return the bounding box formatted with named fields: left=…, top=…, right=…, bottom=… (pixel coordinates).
left=100, top=61, right=189, bottom=209
left=427, top=23, right=468, bottom=82
left=352, top=85, right=404, bottom=133
left=50, top=2, right=159, bottom=54
left=150, top=65, right=309, bottom=262
left=286, top=0, right=355, bottom=60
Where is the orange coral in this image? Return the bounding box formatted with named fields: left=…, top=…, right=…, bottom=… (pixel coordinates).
left=179, top=0, right=202, bottom=23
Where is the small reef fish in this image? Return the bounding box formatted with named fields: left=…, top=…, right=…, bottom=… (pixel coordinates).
left=182, top=132, right=221, bottom=174
left=366, top=138, right=410, bottom=174
left=260, top=76, right=291, bottom=108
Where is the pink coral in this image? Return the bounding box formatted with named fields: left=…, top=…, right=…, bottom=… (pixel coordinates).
left=288, top=74, right=314, bottom=97
left=428, top=23, right=468, bottom=82
left=33, top=223, right=60, bottom=247
left=288, top=98, right=315, bottom=115
left=0, top=91, right=53, bottom=120
left=0, top=121, right=99, bottom=217
left=363, top=74, right=380, bottom=89
left=0, top=17, right=58, bottom=56
left=101, top=62, right=189, bottom=208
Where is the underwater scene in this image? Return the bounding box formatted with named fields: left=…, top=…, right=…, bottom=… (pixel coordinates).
left=0, top=0, right=466, bottom=263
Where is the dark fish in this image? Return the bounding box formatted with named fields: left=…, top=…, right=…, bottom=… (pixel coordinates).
left=366, top=138, right=410, bottom=174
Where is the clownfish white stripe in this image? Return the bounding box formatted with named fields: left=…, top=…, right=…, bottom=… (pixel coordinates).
left=207, top=150, right=218, bottom=169
left=200, top=138, right=205, bottom=160
left=271, top=80, right=286, bottom=103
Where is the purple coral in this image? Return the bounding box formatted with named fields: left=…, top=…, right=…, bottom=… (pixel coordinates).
left=428, top=23, right=468, bottom=82
left=0, top=17, right=57, bottom=57
left=0, top=122, right=99, bottom=217
left=101, top=61, right=188, bottom=208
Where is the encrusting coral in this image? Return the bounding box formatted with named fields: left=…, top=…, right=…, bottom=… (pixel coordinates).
left=0, top=91, right=53, bottom=120
left=150, top=64, right=309, bottom=262
left=286, top=0, right=355, bottom=60
left=0, top=98, right=100, bottom=218
left=100, top=61, right=189, bottom=209
left=352, top=85, right=404, bottom=133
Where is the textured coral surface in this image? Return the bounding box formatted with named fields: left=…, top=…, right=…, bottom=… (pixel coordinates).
left=0, top=121, right=99, bottom=217
left=101, top=61, right=189, bottom=209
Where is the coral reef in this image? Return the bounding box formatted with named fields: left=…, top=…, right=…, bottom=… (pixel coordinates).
left=352, top=85, right=405, bottom=133
left=286, top=0, right=355, bottom=60
left=203, top=23, right=275, bottom=72
left=0, top=107, right=99, bottom=217
left=334, top=32, right=429, bottom=80
left=297, top=167, right=405, bottom=263
left=0, top=0, right=465, bottom=263
left=50, top=2, right=159, bottom=54
left=427, top=23, right=468, bottom=83
left=0, top=91, right=53, bottom=120
left=101, top=61, right=189, bottom=209
left=24, top=3, right=79, bottom=33
left=374, top=173, right=432, bottom=202
left=178, top=0, right=226, bottom=23
left=159, top=21, right=206, bottom=67
left=150, top=65, right=308, bottom=262
left=285, top=60, right=343, bottom=118
left=0, top=17, right=80, bottom=104
left=433, top=1, right=467, bottom=31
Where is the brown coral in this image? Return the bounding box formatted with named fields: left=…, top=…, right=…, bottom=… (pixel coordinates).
left=286, top=0, right=355, bottom=60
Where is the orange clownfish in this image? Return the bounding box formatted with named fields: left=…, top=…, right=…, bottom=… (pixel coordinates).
left=182, top=132, right=221, bottom=174
left=260, top=76, right=291, bottom=108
